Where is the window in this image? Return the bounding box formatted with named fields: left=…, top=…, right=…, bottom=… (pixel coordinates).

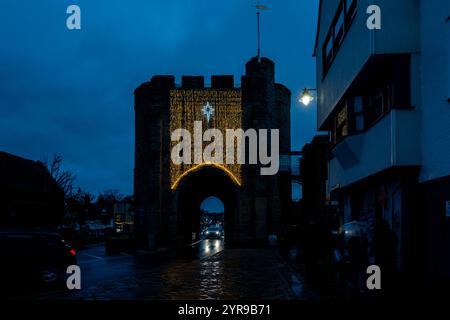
left=323, top=33, right=333, bottom=71
left=332, top=91, right=388, bottom=145
left=329, top=55, right=414, bottom=146
left=292, top=182, right=303, bottom=202
left=367, top=87, right=390, bottom=125
left=353, top=97, right=364, bottom=131
left=322, top=0, right=358, bottom=75
left=334, top=6, right=345, bottom=46
left=335, top=105, right=348, bottom=142
left=346, top=0, right=357, bottom=25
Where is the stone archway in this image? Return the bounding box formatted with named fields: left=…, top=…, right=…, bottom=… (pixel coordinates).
left=174, top=165, right=239, bottom=244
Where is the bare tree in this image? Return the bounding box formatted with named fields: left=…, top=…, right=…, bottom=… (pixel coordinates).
left=44, top=154, right=76, bottom=197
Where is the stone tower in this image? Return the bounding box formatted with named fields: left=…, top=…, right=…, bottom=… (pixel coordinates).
left=134, top=57, right=291, bottom=248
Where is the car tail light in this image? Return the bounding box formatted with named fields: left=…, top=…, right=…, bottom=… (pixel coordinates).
left=69, top=249, right=76, bottom=256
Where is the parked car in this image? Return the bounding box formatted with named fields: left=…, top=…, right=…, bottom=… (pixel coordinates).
left=340, top=221, right=371, bottom=243
left=204, top=226, right=222, bottom=239
left=0, top=229, right=77, bottom=290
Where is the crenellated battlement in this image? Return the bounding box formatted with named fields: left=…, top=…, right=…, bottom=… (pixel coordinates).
left=145, top=75, right=239, bottom=89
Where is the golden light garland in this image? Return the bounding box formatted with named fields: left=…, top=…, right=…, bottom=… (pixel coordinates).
left=170, top=162, right=242, bottom=190
left=169, top=89, right=242, bottom=189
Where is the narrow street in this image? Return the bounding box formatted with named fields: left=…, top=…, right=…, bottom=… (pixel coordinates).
left=22, top=241, right=313, bottom=300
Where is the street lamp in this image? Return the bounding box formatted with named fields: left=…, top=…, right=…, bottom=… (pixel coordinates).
left=299, top=88, right=317, bottom=106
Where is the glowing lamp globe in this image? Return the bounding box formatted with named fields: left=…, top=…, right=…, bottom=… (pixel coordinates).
left=299, top=88, right=315, bottom=106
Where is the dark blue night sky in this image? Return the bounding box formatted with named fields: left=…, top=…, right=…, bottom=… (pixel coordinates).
left=0, top=0, right=319, bottom=196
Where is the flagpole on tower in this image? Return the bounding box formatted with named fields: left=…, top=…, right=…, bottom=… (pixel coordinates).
left=257, top=1, right=260, bottom=61
left=253, top=1, right=269, bottom=62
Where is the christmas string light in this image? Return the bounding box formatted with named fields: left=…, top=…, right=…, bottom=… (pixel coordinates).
left=169, top=89, right=242, bottom=189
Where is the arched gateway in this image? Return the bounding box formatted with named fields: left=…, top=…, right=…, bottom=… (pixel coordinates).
left=134, top=57, right=291, bottom=247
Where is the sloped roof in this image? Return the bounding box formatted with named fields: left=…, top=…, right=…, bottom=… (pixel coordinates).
left=0, top=151, right=62, bottom=194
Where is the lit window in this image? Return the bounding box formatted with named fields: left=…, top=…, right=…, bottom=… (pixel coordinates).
left=335, top=105, right=348, bottom=141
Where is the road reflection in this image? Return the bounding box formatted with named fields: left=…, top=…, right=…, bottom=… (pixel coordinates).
left=198, top=239, right=223, bottom=257
left=131, top=238, right=225, bottom=268
left=16, top=238, right=306, bottom=300
left=13, top=239, right=226, bottom=299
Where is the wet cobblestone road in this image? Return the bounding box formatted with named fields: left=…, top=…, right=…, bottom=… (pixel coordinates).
left=136, top=249, right=298, bottom=300
left=25, top=240, right=315, bottom=300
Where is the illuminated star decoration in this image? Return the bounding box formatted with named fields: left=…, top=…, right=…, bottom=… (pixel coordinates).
left=202, top=102, right=215, bottom=124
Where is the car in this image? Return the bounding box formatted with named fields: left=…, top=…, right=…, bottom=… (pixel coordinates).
left=204, top=226, right=222, bottom=239
left=0, top=229, right=77, bottom=291
left=340, top=221, right=371, bottom=242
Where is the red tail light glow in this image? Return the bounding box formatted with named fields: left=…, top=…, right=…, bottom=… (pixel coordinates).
left=69, top=249, right=76, bottom=256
